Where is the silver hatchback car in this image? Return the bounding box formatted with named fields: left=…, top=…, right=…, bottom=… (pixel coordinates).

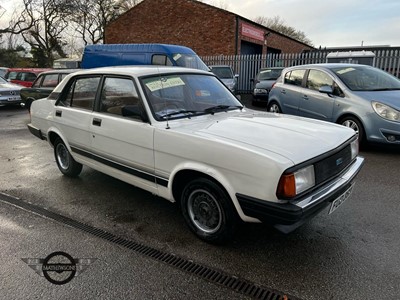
left=268, top=63, right=400, bottom=145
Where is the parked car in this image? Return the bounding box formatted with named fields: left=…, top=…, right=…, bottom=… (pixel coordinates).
left=0, top=67, right=8, bottom=78
left=209, top=65, right=238, bottom=93
left=0, top=76, right=23, bottom=106
left=268, top=64, right=400, bottom=145
left=20, top=69, right=79, bottom=111
left=28, top=66, right=364, bottom=243
left=4, top=68, right=52, bottom=87
left=251, top=67, right=284, bottom=104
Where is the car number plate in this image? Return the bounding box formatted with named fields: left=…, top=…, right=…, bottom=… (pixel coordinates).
left=8, top=97, right=20, bottom=101
left=329, top=184, right=354, bottom=215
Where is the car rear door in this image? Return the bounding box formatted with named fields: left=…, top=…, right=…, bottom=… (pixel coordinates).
left=277, top=69, right=306, bottom=115
left=53, top=76, right=99, bottom=153
left=299, top=69, right=336, bottom=121
left=89, top=76, right=157, bottom=192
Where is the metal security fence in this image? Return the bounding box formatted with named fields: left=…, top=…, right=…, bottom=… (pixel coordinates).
left=202, top=50, right=400, bottom=93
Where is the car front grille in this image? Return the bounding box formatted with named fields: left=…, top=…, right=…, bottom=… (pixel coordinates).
left=314, top=144, right=352, bottom=185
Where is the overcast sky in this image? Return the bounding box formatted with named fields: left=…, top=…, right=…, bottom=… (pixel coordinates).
left=205, top=0, right=400, bottom=47
left=1, top=0, right=399, bottom=48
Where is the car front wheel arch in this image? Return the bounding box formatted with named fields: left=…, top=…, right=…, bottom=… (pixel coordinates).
left=172, top=170, right=239, bottom=243
left=337, top=114, right=365, bottom=145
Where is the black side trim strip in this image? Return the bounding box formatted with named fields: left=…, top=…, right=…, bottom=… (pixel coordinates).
left=71, top=146, right=168, bottom=187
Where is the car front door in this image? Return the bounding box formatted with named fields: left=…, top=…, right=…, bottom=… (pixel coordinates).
left=90, top=76, right=157, bottom=193
left=299, top=69, right=336, bottom=122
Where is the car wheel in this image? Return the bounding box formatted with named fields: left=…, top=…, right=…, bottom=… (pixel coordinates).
left=340, top=116, right=365, bottom=145
left=267, top=101, right=281, bottom=113
left=26, top=99, right=34, bottom=112
left=180, top=178, right=238, bottom=244
left=54, top=138, right=82, bottom=177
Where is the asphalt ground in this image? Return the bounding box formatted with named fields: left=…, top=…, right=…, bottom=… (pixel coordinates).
left=1, top=103, right=399, bottom=299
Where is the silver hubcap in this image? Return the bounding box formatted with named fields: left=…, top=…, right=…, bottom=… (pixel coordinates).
left=342, top=119, right=359, bottom=135
left=187, top=189, right=222, bottom=234
left=56, top=143, right=70, bottom=170
left=269, top=104, right=280, bottom=113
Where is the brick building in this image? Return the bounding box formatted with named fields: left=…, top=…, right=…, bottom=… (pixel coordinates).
left=105, top=0, right=313, bottom=56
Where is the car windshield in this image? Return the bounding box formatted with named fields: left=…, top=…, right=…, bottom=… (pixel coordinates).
left=210, top=67, right=233, bottom=79
left=332, top=66, right=400, bottom=91
left=0, top=76, right=7, bottom=84
left=172, top=53, right=209, bottom=71
left=258, top=69, right=283, bottom=80
left=141, top=73, right=243, bottom=121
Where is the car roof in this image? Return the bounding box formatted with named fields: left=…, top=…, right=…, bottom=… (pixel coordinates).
left=284, top=63, right=373, bottom=70
left=70, top=65, right=212, bottom=77
left=6, top=67, right=53, bottom=74
left=52, top=66, right=215, bottom=94
left=37, top=69, right=80, bottom=75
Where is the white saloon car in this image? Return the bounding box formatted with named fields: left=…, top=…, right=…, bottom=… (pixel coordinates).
left=28, top=66, right=364, bottom=243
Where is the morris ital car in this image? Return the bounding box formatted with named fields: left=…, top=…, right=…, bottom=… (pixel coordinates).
left=28, top=66, right=364, bottom=243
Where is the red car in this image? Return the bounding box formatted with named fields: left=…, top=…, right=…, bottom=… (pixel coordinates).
left=4, top=68, right=52, bottom=87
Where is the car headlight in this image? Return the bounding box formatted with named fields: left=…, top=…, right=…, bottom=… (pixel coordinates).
left=372, top=101, right=400, bottom=122
left=254, top=88, right=268, bottom=94
left=277, top=165, right=315, bottom=198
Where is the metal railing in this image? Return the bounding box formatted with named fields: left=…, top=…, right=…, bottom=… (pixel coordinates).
left=202, top=50, right=400, bottom=93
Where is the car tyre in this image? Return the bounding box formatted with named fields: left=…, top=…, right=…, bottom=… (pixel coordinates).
left=267, top=101, right=281, bottom=113
left=340, top=116, right=365, bottom=145
left=54, top=138, right=82, bottom=177
left=180, top=178, right=238, bottom=244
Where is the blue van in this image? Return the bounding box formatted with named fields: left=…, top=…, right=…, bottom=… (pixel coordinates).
left=81, top=43, right=209, bottom=71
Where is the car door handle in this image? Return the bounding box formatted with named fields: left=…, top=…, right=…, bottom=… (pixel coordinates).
left=280, top=89, right=286, bottom=94
left=55, top=110, right=62, bottom=117
left=302, top=95, right=309, bottom=100
left=92, top=118, right=102, bottom=127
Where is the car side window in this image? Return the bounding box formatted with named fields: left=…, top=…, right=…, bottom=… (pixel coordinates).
left=21, top=72, right=37, bottom=82
left=41, top=74, right=59, bottom=87
left=62, top=77, right=100, bottom=110
left=99, top=77, right=142, bottom=120
left=284, top=69, right=305, bottom=86
left=32, top=76, right=43, bottom=88
left=306, top=70, right=333, bottom=91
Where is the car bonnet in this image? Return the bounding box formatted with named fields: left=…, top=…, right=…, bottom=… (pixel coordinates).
left=193, top=111, right=356, bottom=165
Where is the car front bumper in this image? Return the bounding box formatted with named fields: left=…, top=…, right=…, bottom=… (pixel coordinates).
left=364, top=113, right=400, bottom=144
left=236, top=156, right=365, bottom=233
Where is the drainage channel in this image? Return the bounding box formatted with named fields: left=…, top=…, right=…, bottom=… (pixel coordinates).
left=0, top=192, right=300, bottom=300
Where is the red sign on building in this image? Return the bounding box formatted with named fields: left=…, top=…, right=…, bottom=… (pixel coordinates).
left=241, top=24, right=265, bottom=42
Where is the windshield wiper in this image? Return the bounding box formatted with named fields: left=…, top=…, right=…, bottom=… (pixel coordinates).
left=159, top=109, right=202, bottom=119
left=204, top=105, right=243, bottom=114
left=368, top=88, right=400, bottom=91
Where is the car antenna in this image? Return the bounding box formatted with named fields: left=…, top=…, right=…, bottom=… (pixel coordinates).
left=158, top=69, right=171, bottom=130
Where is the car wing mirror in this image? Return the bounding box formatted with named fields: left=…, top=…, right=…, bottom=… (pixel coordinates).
left=121, top=105, right=148, bottom=122
left=319, top=85, right=333, bottom=95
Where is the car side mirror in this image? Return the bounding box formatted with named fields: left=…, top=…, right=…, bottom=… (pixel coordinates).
left=250, top=78, right=254, bottom=83
left=319, top=85, right=333, bottom=95
left=234, top=74, right=239, bottom=78
left=121, top=105, right=149, bottom=122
